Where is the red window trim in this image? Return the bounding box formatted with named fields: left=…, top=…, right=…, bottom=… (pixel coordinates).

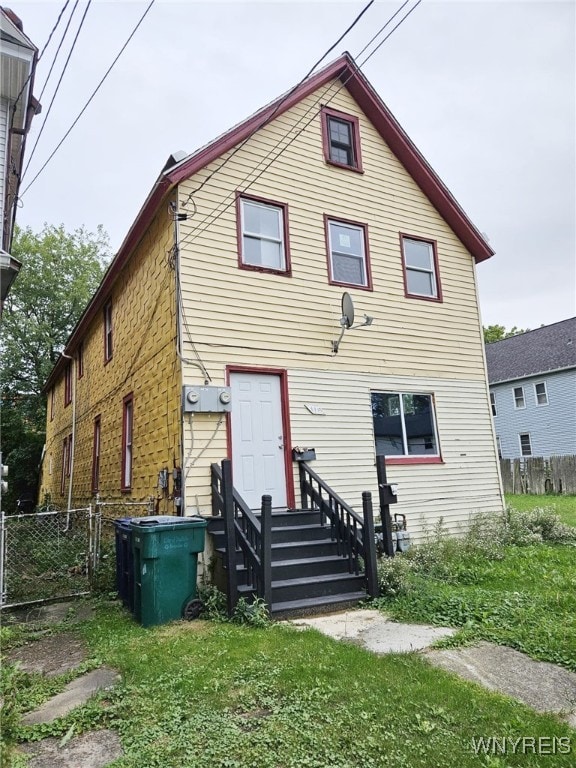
left=235, top=192, right=292, bottom=277
left=225, top=365, right=295, bottom=509
left=50, top=387, right=55, bottom=421
left=103, top=299, right=113, bottom=364
left=64, top=361, right=72, bottom=407
left=60, top=437, right=68, bottom=494
left=324, top=214, right=373, bottom=291
left=385, top=456, right=444, bottom=466
left=400, top=233, right=443, bottom=303
left=121, top=393, right=133, bottom=492
left=320, top=106, right=363, bottom=173
left=92, top=415, right=101, bottom=494
left=77, top=341, right=84, bottom=379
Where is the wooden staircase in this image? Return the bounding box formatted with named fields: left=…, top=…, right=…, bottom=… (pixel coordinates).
left=209, top=460, right=378, bottom=617
left=208, top=507, right=368, bottom=616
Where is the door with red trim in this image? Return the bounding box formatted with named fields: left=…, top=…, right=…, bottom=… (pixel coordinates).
left=230, top=372, right=287, bottom=510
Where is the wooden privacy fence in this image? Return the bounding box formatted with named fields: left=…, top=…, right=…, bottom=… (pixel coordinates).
left=500, top=456, right=576, bottom=495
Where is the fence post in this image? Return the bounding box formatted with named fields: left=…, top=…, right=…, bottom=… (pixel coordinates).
left=362, top=492, right=379, bottom=598
left=260, top=494, right=273, bottom=611
left=221, top=459, right=238, bottom=618
left=376, top=456, right=395, bottom=557
left=0, top=511, right=6, bottom=607
left=299, top=462, right=308, bottom=509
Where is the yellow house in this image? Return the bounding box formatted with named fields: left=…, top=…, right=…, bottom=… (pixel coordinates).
left=41, top=55, right=503, bottom=611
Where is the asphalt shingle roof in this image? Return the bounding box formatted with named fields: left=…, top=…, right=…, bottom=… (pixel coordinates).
left=485, top=317, right=576, bottom=384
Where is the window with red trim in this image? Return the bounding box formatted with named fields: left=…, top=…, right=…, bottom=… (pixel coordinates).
left=401, top=235, right=442, bottom=301
left=92, top=416, right=101, bottom=494
left=237, top=195, right=291, bottom=275
left=50, top=387, right=55, bottom=421
left=371, top=392, right=440, bottom=460
left=321, top=107, right=362, bottom=172
left=78, top=341, right=84, bottom=379
left=60, top=433, right=72, bottom=493
left=326, top=217, right=371, bottom=289
left=64, top=362, right=72, bottom=406
left=104, top=300, right=113, bottom=362
left=121, top=394, right=133, bottom=491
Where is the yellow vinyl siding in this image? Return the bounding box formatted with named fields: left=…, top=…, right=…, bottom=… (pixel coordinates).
left=40, top=207, right=180, bottom=509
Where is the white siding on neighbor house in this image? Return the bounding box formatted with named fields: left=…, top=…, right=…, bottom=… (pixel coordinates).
left=0, top=97, right=9, bottom=243
left=183, top=369, right=503, bottom=542
left=491, top=369, right=576, bottom=459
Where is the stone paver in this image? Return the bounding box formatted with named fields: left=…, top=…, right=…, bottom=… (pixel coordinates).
left=5, top=600, right=95, bottom=626
left=6, top=632, right=87, bottom=677
left=21, top=729, right=123, bottom=768
left=425, top=642, right=576, bottom=723
left=22, top=667, right=121, bottom=725
left=290, top=608, right=456, bottom=653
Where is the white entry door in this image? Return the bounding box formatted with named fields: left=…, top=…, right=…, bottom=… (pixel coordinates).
left=230, top=372, right=287, bottom=510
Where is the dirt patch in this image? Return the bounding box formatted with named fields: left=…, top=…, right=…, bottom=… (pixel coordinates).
left=3, top=600, right=95, bottom=627
left=5, top=632, right=87, bottom=677
left=20, top=729, right=123, bottom=768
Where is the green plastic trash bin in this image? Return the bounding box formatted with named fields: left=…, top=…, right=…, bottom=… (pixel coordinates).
left=131, top=515, right=207, bottom=627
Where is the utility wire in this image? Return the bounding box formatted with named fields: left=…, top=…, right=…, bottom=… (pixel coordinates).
left=178, top=0, right=420, bottom=252
left=19, top=0, right=156, bottom=199
left=22, top=0, right=91, bottom=180
left=9, top=0, right=71, bottom=129
left=182, top=0, right=376, bottom=205
left=37, top=0, right=80, bottom=102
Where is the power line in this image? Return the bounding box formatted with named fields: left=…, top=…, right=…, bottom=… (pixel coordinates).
left=182, top=0, right=376, bottom=206
left=178, top=0, right=420, bottom=252
left=22, top=0, right=92, bottom=180
left=19, top=0, right=156, bottom=199
left=37, top=0, right=80, bottom=102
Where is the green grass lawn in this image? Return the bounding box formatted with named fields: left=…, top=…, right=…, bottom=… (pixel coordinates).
left=2, top=600, right=575, bottom=768
left=506, top=494, right=576, bottom=527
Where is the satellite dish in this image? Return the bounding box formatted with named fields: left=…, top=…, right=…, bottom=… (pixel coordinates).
left=341, top=292, right=355, bottom=328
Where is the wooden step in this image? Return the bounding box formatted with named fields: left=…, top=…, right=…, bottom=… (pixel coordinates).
left=271, top=592, right=367, bottom=618
left=271, top=573, right=366, bottom=603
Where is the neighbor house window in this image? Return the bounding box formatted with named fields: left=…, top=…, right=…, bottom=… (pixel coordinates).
left=64, top=362, right=72, bottom=406
left=104, top=300, right=113, bottom=362
left=321, top=107, right=362, bottom=172
left=519, top=433, right=532, bottom=457
left=513, top=386, right=525, bottom=409
left=534, top=381, right=548, bottom=405
left=92, top=416, right=101, bottom=494
left=77, top=341, right=84, bottom=379
left=237, top=195, right=290, bottom=274
left=121, top=394, right=133, bottom=491
left=401, top=235, right=442, bottom=300
left=371, top=392, right=440, bottom=462
left=325, top=217, right=371, bottom=289
left=490, top=392, right=497, bottom=416
left=496, top=435, right=502, bottom=459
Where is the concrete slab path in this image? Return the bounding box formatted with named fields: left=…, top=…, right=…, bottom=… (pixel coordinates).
left=22, top=667, right=121, bottom=725
left=6, top=632, right=87, bottom=677
left=20, top=729, right=123, bottom=768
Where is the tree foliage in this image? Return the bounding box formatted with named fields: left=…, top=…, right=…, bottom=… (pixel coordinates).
left=483, top=324, right=528, bottom=344
left=1, top=223, right=110, bottom=509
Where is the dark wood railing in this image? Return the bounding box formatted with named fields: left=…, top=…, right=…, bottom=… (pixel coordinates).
left=211, top=460, right=272, bottom=616
left=299, top=462, right=378, bottom=598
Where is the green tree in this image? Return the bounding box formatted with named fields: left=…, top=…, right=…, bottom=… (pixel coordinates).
left=1, top=223, right=110, bottom=510
left=483, top=324, right=528, bottom=344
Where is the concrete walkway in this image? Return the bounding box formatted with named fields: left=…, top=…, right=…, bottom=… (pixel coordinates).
left=289, top=609, right=576, bottom=727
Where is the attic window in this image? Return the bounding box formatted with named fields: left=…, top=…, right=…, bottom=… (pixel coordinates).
left=321, top=107, right=362, bottom=172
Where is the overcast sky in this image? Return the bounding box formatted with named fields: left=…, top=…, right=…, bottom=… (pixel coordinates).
left=8, top=0, right=576, bottom=330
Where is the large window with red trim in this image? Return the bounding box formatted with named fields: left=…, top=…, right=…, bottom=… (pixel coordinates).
left=121, top=394, right=133, bottom=491
left=371, top=392, right=440, bottom=460
left=92, top=416, right=101, bottom=494
left=104, top=300, right=113, bottom=362
left=325, top=217, right=371, bottom=289
left=64, top=362, right=72, bottom=406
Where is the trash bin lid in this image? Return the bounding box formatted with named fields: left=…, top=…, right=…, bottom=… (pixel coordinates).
left=130, top=515, right=207, bottom=529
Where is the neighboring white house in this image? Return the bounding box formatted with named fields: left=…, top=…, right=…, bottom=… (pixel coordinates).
left=486, top=318, right=576, bottom=459
left=0, top=6, right=39, bottom=305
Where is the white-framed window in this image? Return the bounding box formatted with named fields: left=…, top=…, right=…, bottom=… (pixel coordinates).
left=534, top=381, right=548, bottom=406
left=519, top=433, right=532, bottom=457
left=401, top=236, right=441, bottom=300
left=490, top=392, right=497, bottom=416
left=239, top=196, right=289, bottom=273
left=513, top=386, right=525, bottom=409
left=326, top=218, right=370, bottom=288
left=371, top=392, right=440, bottom=458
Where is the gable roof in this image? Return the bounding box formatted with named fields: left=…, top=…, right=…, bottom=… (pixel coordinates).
left=44, top=52, right=494, bottom=391
left=486, top=317, right=576, bottom=385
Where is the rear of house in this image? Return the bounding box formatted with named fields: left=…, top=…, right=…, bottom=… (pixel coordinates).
left=40, top=54, right=503, bottom=549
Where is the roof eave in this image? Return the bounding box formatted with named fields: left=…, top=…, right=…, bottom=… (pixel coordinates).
left=488, top=364, right=576, bottom=386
